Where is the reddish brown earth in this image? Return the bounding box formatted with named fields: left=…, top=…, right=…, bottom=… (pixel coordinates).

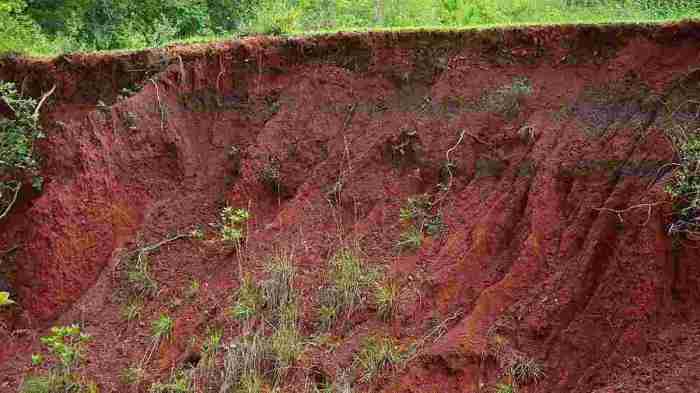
left=2, top=22, right=700, bottom=392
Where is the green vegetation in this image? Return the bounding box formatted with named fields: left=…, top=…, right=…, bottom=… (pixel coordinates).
left=373, top=280, right=400, bottom=321
left=353, top=335, right=402, bottom=383
left=317, top=248, right=376, bottom=328
left=21, top=325, right=93, bottom=393
left=151, top=314, right=174, bottom=342
left=3, top=1, right=699, bottom=57
left=220, top=207, right=250, bottom=247
left=0, top=291, right=15, bottom=307
left=0, top=81, right=49, bottom=221
left=149, top=371, right=193, bottom=393
left=230, top=273, right=264, bottom=321
left=667, top=135, right=700, bottom=237
left=398, top=195, right=443, bottom=251
left=495, top=383, right=516, bottom=393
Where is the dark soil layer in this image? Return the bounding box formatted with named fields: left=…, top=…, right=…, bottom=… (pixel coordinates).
left=2, top=22, right=700, bottom=392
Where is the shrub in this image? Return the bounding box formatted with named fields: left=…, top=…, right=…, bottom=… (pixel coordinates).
left=0, top=81, right=46, bottom=220
left=667, top=135, right=700, bottom=236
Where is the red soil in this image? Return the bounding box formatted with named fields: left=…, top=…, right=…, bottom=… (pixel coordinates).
left=2, top=22, right=700, bottom=392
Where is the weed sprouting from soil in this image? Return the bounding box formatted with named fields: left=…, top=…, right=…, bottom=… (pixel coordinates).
left=353, top=335, right=402, bottom=383
left=317, top=248, right=376, bottom=328
left=374, top=280, right=401, bottom=321
left=149, top=370, right=194, bottom=393
left=397, top=195, right=443, bottom=251
left=220, top=333, right=268, bottom=393
left=21, top=325, right=93, bottom=393
left=230, top=273, right=264, bottom=322
left=494, top=383, right=516, bottom=393
left=259, top=157, right=284, bottom=195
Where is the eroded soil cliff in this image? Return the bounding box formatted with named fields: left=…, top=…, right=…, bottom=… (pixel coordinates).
left=1, top=22, right=700, bottom=392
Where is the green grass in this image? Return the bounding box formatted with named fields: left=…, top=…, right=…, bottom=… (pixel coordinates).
left=4, top=1, right=700, bottom=58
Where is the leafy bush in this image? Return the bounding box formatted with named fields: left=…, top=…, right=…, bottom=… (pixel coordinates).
left=667, top=135, right=700, bottom=236
left=39, top=325, right=92, bottom=375
left=0, top=81, right=45, bottom=219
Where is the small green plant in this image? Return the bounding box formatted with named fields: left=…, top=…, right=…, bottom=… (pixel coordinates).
left=22, top=325, right=93, bottom=393
left=121, top=298, right=143, bottom=322
left=31, top=354, right=44, bottom=366
left=374, top=280, right=400, bottom=321
left=230, top=273, right=263, bottom=321
left=270, top=304, right=304, bottom=374
left=149, top=370, right=193, bottom=393
left=317, top=248, right=376, bottom=329
left=0, top=290, right=15, bottom=307
left=398, top=195, right=443, bottom=251
left=220, top=206, right=250, bottom=246
left=494, top=383, right=516, bottom=393
left=184, top=279, right=200, bottom=299
left=397, top=226, right=423, bottom=251
left=200, top=327, right=222, bottom=370
left=152, top=314, right=174, bottom=342
left=121, top=366, right=147, bottom=386
left=259, top=157, right=283, bottom=195
left=353, top=335, right=402, bottom=383
left=126, top=253, right=158, bottom=297
left=262, top=252, right=296, bottom=317
left=40, top=325, right=92, bottom=375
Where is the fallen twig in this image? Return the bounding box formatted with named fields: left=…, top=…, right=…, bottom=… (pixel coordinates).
left=593, top=202, right=665, bottom=226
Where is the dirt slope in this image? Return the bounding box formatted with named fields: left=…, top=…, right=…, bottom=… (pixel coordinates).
left=1, top=22, right=700, bottom=392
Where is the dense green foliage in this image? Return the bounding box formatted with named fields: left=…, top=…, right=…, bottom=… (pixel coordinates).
left=1, top=0, right=699, bottom=56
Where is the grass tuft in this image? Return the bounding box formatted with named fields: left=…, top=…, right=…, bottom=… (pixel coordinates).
left=354, top=335, right=402, bottom=383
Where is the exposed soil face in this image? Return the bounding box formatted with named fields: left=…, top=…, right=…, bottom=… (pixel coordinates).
left=1, top=22, right=700, bottom=393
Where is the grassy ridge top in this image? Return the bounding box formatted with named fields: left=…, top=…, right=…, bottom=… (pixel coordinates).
left=2, top=0, right=700, bottom=58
